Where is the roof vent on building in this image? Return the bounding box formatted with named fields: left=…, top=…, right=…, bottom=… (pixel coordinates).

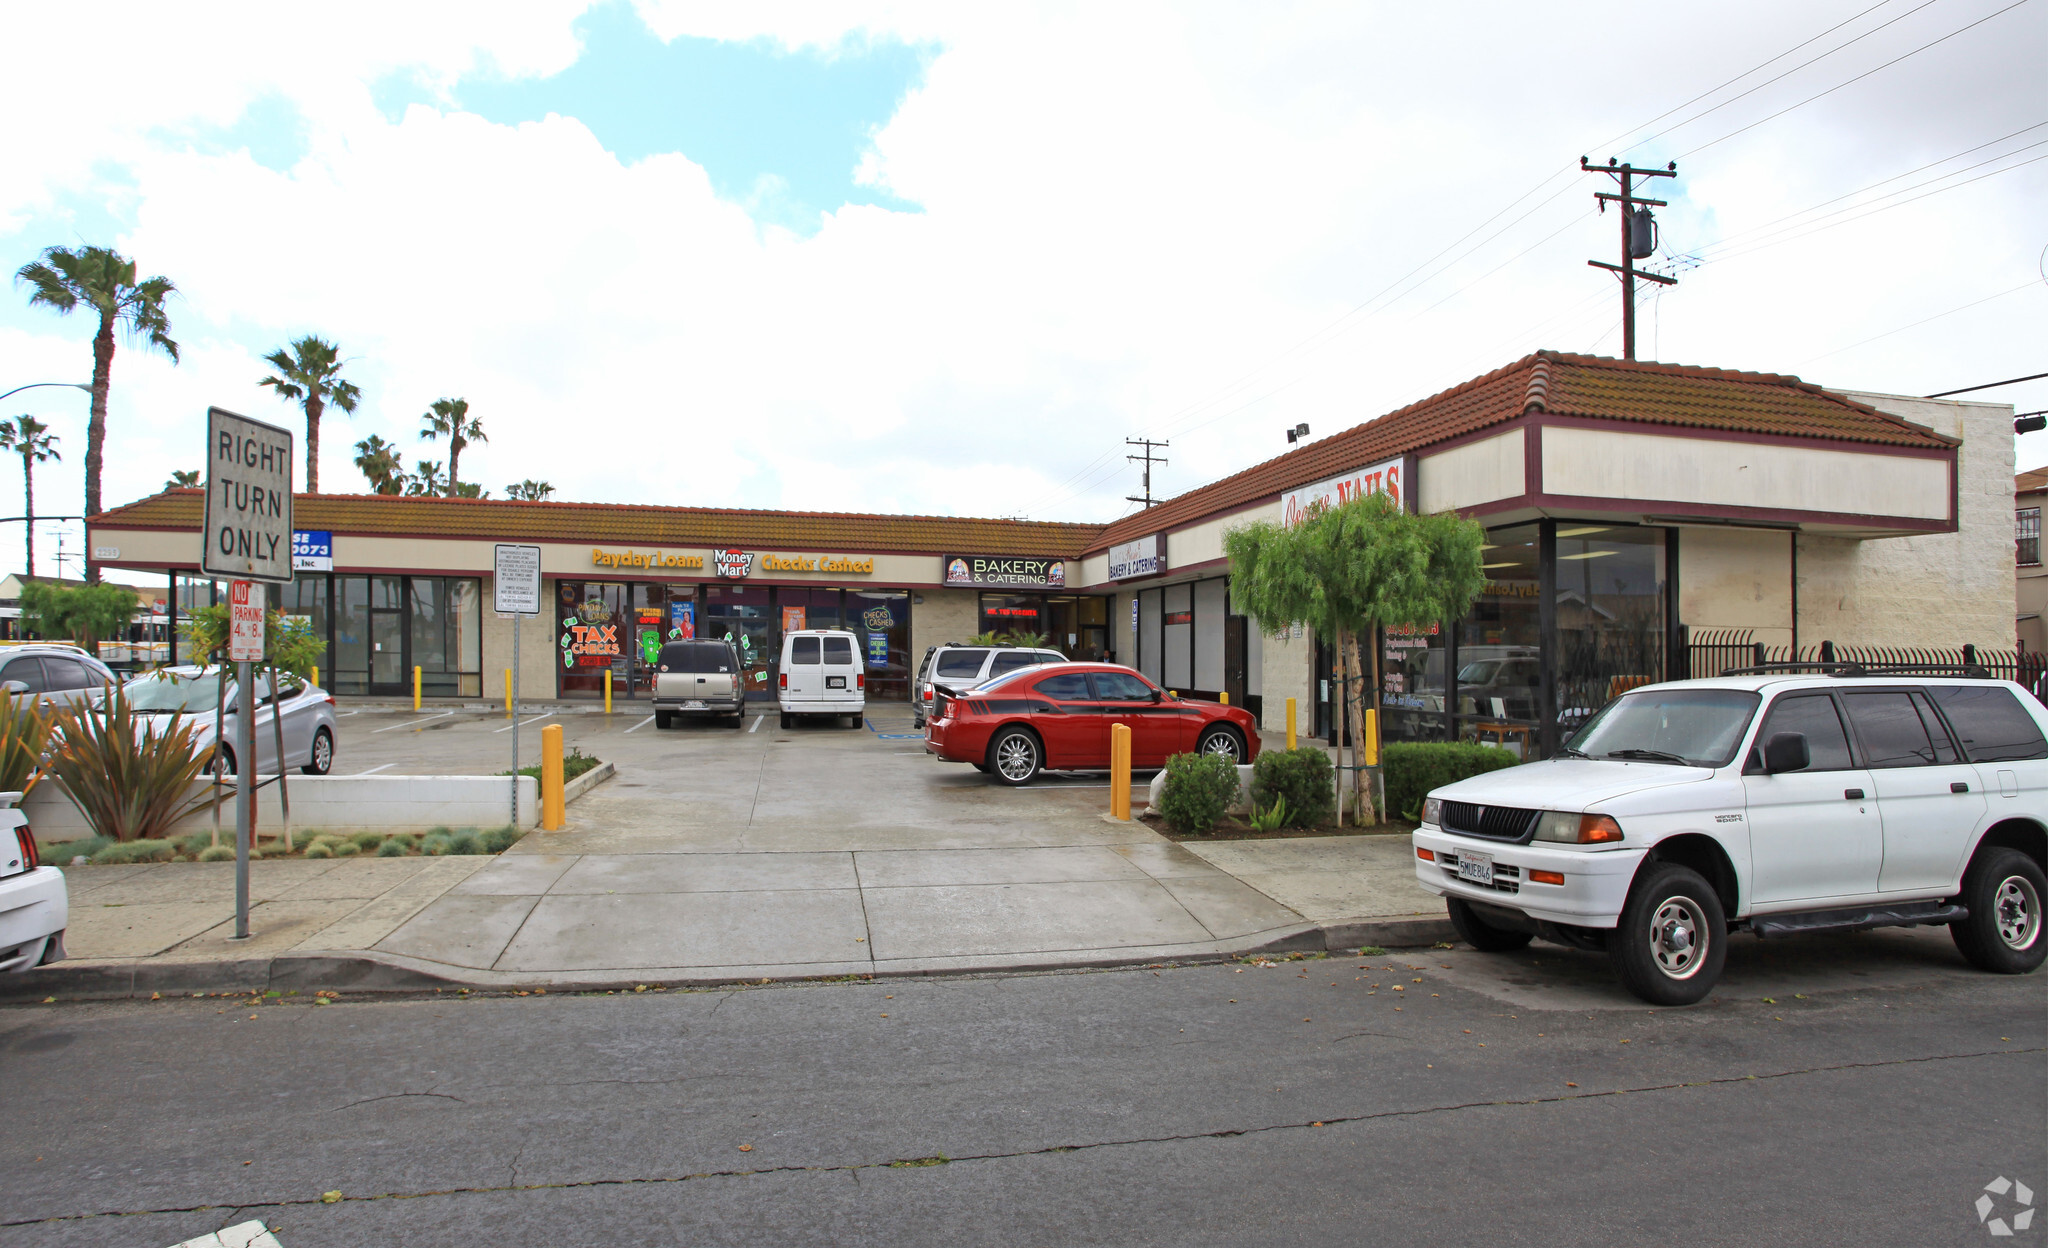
left=1523, top=359, right=1551, bottom=413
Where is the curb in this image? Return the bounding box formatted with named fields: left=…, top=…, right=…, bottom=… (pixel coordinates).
left=0, top=917, right=1453, bottom=1002
left=561, top=760, right=616, bottom=805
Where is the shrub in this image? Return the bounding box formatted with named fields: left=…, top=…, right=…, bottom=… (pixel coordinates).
left=1155, top=751, right=1241, bottom=835
left=176, top=829, right=219, bottom=856
left=445, top=830, right=483, bottom=856
left=375, top=839, right=408, bottom=857
left=45, top=687, right=213, bottom=842
left=1247, top=794, right=1290, bottom=834
left=89, top=838, right=175, bottom=865
left=43, top=835, right=115, bottom=865
left=0, top=688, right=50, bottom=794
left=348, top=830, right=385, bottom=850
left=332, top=841, right=362, bottom=857
left=479, top=826, right=520, bottom=854
left=421, top=833, right=453, bottom=856
left=1383, top=742, right=1521, bottom=823
left=385, top=832, right=419, bottom=851
left=304, top=843, right=333, bottom=859
left=197, top=845, right=236, bottom=862
left=504, top=748, right=601, bottom=784
left=1251, top=748, right=1335, bottom=829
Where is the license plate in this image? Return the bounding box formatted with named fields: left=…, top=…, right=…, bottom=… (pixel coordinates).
left=1457, top=850, right=1494, bottom=886
left=827, top=676, right=847, bottom=689
left=682, top=700, right=707, bottom=710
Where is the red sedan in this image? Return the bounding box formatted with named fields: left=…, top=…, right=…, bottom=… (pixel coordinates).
left=924, top=662, right=1261, bottom=785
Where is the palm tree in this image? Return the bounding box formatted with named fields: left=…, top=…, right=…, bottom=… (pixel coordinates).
left=0, top=416, right=60, bottom=577
left=405, top=460, right=445, bottom=496
left=506, top=479, right=555, bottom=501
left=419, top=398, right=486, bottom=496
left=258, top=336, right=359, bottom=493
left=14, top=245, right=178, bottom=583
left=164, top=469, right=199, bottom=489
left=353, top=434, right=406, bottom=494
left=450, top=481, right=488, bottom=498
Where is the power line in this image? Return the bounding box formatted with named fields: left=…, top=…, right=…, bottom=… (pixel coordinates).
left=1798, top=280, right=2040, bottom=365
left=1124, top=438, right=1169, bottom=508
left=1926, top=370, right=2048, bottom=397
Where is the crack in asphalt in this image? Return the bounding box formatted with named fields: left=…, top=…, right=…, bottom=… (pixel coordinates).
left=330, top=1091, right=468, bottom=1112
left=12, top=1046, right=2036, bottom=1227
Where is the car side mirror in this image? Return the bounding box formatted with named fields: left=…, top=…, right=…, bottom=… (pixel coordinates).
left=1763, top=731, right=1810, bottom=774
left=1, top=681, right=28, bottom=695
left=1151, top=689, right=1166, bottom=703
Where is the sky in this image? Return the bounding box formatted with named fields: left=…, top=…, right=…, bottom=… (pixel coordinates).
left=0, top=0, right=2042, bottom=584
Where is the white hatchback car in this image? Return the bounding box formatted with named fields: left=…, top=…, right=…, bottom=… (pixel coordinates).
left=1413, top=672, right=2048, bottom=1004
left=0, top=790, right=65, bottom=973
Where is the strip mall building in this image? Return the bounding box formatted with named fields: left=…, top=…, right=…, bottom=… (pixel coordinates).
left=92, top=352, right=2016, bottom=759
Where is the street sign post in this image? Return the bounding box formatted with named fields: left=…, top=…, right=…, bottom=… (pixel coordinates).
left=495, top=545, right=544, bottom=828
left=204, top=408, right=294, bottom=942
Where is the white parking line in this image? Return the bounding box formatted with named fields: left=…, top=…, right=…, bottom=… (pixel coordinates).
left=748, top=714, right=764, bottom=733
left=623, top=715, right=656, bottom=733
left=494, top=711, right=556, bottom=734
left=352, top=763, right=395, bottom=776
left=372, top=710, right=455, bottom=733
left=337, top=710, right=360, bottom=717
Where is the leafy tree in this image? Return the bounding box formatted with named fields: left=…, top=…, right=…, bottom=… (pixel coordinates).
left=353, top=434, right=406, bottom=494
left=259, top=335, right=359, bottom=493
left=179, top=603, right=326, bottom=675
left=505, top=479, right=555, bottom=501
left=0, top=415, right=59, bottom=577
left=18, top=580, right=142, bottom=655
left=450, top=481, right=488, bottom=498
left=405, top=460, right=445, bottom=496
left=14, top=245, right=178, bottom=581
left=164, top=468, right=199, bottom=489
left=1224, top=492, right=1485, bottom=823
left=419, top=397, right=485, bottom=496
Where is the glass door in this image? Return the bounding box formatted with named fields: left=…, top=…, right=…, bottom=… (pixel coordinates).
left=369, top=576, right=406, bottom=693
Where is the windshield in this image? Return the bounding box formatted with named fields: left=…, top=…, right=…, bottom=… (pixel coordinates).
left=1457, top=661, right=1500, bottom=684
left=1566, top=688, right=1760, bottom=767
left=124, top=670, right=224, bottom=714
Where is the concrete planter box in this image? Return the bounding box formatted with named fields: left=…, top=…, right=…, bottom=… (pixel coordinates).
left=26, top=774, right=540, bottom=845
left=1146, top=764, right=1258, bottom=815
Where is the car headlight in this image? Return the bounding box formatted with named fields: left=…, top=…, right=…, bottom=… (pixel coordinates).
left=1421, top=797, right=1442, bottom=827
left=1534, top=811, right=1625, bottom=844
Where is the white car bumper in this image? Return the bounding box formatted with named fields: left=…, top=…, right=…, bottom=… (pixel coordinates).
left=780, top=700, right=867, bottom=715
left=0, top=866, right=68, bottom=971
left=1411, top=826, right=1644, bottom=928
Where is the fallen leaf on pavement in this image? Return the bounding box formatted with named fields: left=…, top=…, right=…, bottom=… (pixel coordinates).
left=738, top=1145, right=753, bottom=1152
left=321, top=1190, right=342, bottom=1203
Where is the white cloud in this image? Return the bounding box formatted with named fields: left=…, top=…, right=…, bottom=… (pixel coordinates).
left=0, top=0, right=2042, bottom=583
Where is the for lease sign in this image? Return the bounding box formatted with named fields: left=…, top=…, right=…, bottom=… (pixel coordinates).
left=202, top=407, right=295, bottom=584
left=1280, top=456, right=1404, bottom=527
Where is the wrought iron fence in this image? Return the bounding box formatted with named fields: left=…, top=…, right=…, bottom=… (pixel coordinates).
left=1683, top=627, right=2048, bottom=701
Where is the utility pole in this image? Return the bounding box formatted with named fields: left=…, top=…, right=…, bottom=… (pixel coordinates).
left=1125, top=438, right=1169, bottom=508
left=1581, top=156, right=1678, bottom=361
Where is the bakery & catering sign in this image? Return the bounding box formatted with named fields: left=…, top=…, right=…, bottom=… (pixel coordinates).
left=1105, top=535, right=1164, bottom=581
left=944, top=555, right=1065, bottom=589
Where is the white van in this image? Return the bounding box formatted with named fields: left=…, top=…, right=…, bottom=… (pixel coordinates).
left=779, top=630, right=866, bottom=729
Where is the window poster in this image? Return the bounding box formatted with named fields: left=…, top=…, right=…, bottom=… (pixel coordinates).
left=782, top=605, right=806, bottom=632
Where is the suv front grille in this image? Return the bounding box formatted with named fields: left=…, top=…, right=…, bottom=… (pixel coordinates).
left=1441, top=801, right=1540, bottom=842
left=1437, top=853, right=1521, bottom=894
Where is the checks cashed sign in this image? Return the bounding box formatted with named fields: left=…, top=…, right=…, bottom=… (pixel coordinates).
left=202, top=406, right=295, bottom=584
left=1280, top=455, right=1406, bottom=527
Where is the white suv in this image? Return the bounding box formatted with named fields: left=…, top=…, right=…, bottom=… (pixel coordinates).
left=913, top=645, right=1068, bottom=728
left=1413, top=671, right=2048, bottom=1005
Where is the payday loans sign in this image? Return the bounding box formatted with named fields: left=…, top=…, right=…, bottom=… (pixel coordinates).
left=202, top=406, right=295, bottom=584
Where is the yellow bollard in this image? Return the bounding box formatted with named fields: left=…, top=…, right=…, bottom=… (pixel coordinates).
left=504, top=668, right=513, bottom=718
left=413, top=666, right=422, bottom=711
left=1364, top=709, right=1379, bottom=766
left=1286, top=697, right=1297, bottom=751
left=604, top=669, right=613, bottom=714
left=1110, top=722, right=1132, bottom=821
left=310, top=664, right=319, bottom=690
left=541, top=722, right=565, bottom=831
left=1220, top=691, right=1229, bottom=705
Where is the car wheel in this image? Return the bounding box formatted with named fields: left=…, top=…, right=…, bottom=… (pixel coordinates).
left=1950, top=846, right=2048, bottom=974
left=208, top=745, right=236, bottom=779
left=732, top=710, right=747, bottom=727
left=1609, top=863, right=1726, bottom=1006
left=1197, top=726, right=1246, bottom=765
left=301, top=727, right=333, bottom=776
left=655, top=711, right=673, bottom=729
left=988, top=728, right=1042, bottom=786
left=846, top=714, right=864, bottom=730
left=779, top=712, right=793, bottom=730
left=1446, top=896, right=1533, bottom=952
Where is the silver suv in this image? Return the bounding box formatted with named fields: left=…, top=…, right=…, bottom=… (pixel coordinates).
left=0, top=643, right=118, bottom=711
left=652, top=638, right=747, bottom=728
left=913, top=644, right=1068, bottom=728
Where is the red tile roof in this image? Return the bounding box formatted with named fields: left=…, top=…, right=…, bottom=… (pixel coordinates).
left=1086, top=351, right=1956, bottom=553
left=2018, top=469, right=2048, bottom=495
left=93, top=491, right=1107, bottom=559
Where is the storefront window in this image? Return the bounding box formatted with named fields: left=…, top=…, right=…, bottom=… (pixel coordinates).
left=410, top=577, right=481, bottom=698
left=848, top=590, right=911, bottom=701
left=979, top=594, right=1046, bottom=642
left=1381, top=622, right=1449, bottom=744
left=557, top=581, right=627, bottom=697
left=1162, top=583, right=1193, bottom=690
left=1460, top=524, right=1541, bottom=758
left=274, top=574, right=330, bottom=675
left=1554, top=524, right=1666, bottom=735
left=702, top=584, right=774, bottom=699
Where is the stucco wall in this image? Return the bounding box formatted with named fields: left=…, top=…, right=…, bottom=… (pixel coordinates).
left=1678, top=526, right=1794, bottom=647
left=1796, top=393, right=2013, bottom=649
left=1419, top=429, right=1523, bottom=512
left=1257, top=624, right=1313, bottom=737
left=911, top=588, right=979, bottom=663
left=483, top=586, right=562, bottom=702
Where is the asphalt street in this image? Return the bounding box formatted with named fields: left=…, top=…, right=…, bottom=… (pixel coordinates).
left=4, top=927, right=2042, bottom=1247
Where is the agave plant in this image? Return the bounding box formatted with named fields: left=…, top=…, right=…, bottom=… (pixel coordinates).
left=0, top=688, right=50, bottom=794
left=45, top=685, right=213, bottom=842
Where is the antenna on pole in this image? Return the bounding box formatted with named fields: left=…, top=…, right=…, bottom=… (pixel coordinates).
left=1125, top=438, right=1169, bottom=508
left=1581, top=156, right=1679, bottom=361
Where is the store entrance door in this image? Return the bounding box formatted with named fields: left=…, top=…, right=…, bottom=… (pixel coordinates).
left=368, top=576, right=407, bottom=694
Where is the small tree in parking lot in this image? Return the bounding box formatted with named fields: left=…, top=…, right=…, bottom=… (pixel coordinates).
left=18, top=580, right=141, bottom=655
left=1224, top=493, right=1485, bottom=824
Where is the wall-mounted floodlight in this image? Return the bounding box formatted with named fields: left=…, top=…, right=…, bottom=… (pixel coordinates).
left=1286, top=423, right=1310, bottom=444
